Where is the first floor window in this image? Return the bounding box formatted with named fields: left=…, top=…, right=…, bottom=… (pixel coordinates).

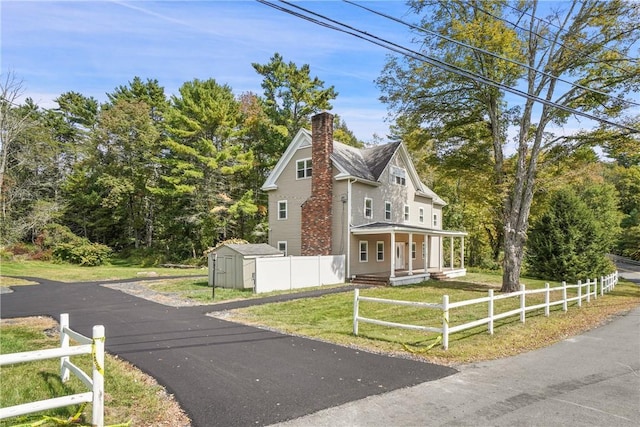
left=359, top=241, right=368, bottom=262
left=364, top=198, right=373, bottom=219
left=278, top=200, right=288, bottom=220
left=376, top=241, right=384, bottom=261
left=422, top=241, right=426, bottom=259
left=277, top=241, right=288, bottom=256
left=412, top=242, right=417, bottom=259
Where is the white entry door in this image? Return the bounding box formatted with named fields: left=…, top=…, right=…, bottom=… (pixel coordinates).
left=395, top=243, right=405, bottom=270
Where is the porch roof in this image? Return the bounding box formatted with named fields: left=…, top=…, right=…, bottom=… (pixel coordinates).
left=350, top=222, right=467, bottom=237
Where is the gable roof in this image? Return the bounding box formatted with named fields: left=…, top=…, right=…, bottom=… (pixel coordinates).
left=260, top=128, right=446, bottom=206
left=214, top=243, right=283, bottom=257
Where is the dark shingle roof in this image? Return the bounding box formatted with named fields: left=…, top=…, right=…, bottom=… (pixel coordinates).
left=332, top=140, right=401, bottom=182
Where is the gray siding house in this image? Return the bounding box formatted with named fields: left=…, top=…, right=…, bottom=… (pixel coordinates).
left=261, top=112, right=466, bottom=285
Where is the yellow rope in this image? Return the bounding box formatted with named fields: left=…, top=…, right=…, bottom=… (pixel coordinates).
left=91, top=337, right=106, bottom=376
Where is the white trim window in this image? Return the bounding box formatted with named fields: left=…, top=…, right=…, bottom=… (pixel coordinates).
left=412, top=242, right=417, bottom=260
left=296, top=158, right=312, bottom=179
left=376, top=241, right=384, bottom=262
left=404, top=205, right=410, bottom=222
left=390, top=166, right=406, bottom=186
left=433, top=213, right=438, bottom=227
left=419, top=207, right=424, bottom=223
left=277, top=241, right=288, bottom=256
left=359, top=241, right=369, bottom=262
left=422, top=241, right=426, bottom=259
left=364, top=198, right=373, bottom=219
left=278, top=200, right=288, bottom=220
left=384, top=201, right=392, bottom=221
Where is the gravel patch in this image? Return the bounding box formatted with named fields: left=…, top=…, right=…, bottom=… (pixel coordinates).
left=102, top=281, right=203, bottom=307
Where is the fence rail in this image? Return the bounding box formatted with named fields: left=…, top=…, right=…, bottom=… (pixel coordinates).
left=0, top=313, right=105, bottom=426
left=353, top=271, right=619, bottom=350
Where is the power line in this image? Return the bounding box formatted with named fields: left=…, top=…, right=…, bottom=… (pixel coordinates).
left=500, top=0, right=638, bottom=65
left=466, top=0, right=638, bottom=76
left=256, top=0, right=639, bottom=133
left=344, top=0, right=640, bottom=109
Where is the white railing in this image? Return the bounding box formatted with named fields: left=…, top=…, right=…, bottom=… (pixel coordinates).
left=0, top=313, right=105, bottom=426
left=353, top=271, right=619, bottom=350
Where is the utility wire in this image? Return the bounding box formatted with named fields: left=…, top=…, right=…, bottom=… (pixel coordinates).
left=500, top=0, right=638, bottom=65
left=257, top=0, right=639, bottom=133
left=466, top=0, right=637, bottom=76
left=344, top=0, right=640, bottom=108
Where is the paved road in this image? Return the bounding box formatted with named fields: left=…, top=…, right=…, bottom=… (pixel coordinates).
left=0, top=278, right=455, bottom=426
left=276, top=263, right=640, bottom=427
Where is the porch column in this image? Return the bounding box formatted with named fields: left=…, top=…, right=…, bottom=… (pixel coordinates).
left=460, top=236, right=465, bottom=269
left=450, top=236, right=454, bottom=269
left=390, top=231, right=396, bottom=278
left=408, top=233, right=413, bottom=275
left=438, top=236, right=442, bottom=271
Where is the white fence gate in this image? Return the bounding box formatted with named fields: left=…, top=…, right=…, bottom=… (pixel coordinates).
left=254, top=255, right=345, bottom=293
left=0, top=313, right=105, bottom=426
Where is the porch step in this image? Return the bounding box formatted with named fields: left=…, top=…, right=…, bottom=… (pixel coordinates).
left=351, top=275, right=390, bottom=286
left=429, top=272, right=450, bottom=281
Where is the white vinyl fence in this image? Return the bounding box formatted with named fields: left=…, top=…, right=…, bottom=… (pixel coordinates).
left=0, top=314, right=105, bottom=426
left=353, top=272, right=619, bottom=350
left=254, top=255, right=345, bottom=293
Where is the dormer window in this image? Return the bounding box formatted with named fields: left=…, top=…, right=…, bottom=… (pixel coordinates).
left=390, top=166, right=406, bottom=186
left=296, top=158, right=312, bottom=179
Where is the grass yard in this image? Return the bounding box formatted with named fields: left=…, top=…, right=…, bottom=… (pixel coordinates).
left=0, top=260, right=206, bottom=286
left=0, top=317, right=190, bottom=427
left=224, top=271, right=640, bottom=365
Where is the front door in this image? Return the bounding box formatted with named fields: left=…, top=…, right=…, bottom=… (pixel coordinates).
left=395, top=243, right=405, bottom=270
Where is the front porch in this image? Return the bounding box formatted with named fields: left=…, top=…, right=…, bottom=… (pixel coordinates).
left=351, top=267, right=467, bottom=286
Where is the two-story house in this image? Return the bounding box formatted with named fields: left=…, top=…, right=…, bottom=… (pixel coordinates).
left=261, top=112, right=466, bottom=285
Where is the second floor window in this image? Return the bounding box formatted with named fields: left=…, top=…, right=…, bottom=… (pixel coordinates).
left=296, top=158, right=312, bottom=179
left=385, top=202, right=392, bottom=221
left=278, top=200, right=287, bottom=220
left=419, top=207, right=424, bottom=223
left=390, top=166, right=406, bottom=186
left=364, top=198, right=373, bottom=219
left=404, top=205, right=410, bottom=221
left=433, top=213, right=438, bottom=227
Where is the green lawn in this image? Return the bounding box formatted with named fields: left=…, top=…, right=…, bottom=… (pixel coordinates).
left=0, top=317, right=189, bottom=427
left=225, top=271, right=640, bottom=365
left=0, top=260, right=206, bottom=285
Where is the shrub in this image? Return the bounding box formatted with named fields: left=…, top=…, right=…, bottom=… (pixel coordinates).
left=36, top=223, right=112, bottom=266
left=52, top=242, right=112, bottom=266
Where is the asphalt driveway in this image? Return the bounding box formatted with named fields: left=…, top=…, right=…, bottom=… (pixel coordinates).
left=0, top=278, right=455, bottom=426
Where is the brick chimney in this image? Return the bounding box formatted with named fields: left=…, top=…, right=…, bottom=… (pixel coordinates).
left=301, top=112, right=334, bottom=255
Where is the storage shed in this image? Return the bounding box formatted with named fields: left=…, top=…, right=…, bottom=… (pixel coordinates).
left=208, top=243, right=284, bottom=289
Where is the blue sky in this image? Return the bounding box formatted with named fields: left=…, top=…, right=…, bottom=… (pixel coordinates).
left=2, top=0, right=421, bottom=143
left=2, top=1, right=637, bottom=144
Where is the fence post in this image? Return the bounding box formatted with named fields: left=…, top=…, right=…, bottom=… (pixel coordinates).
left=353, top=289, right=359, bottom=336
left=92, top=325, right=105, bottom=427
left=442, top=295, right=449, bottom=350
left=586, top=279, right=591, bottom=303
left=488, top=289, right=494, bottom=335
left=577, top=280, right=582, bottom=307
left=600, top=276, right=604, bottom=296
left=520, top=284, right=526, bottom=323
left=544, top=283, right=550, bottom=317
left=592, top=278, right=597, bottom=300
left=60, top=313, right=70, bottom=382
left=562, top=281, right=567, bottom=312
